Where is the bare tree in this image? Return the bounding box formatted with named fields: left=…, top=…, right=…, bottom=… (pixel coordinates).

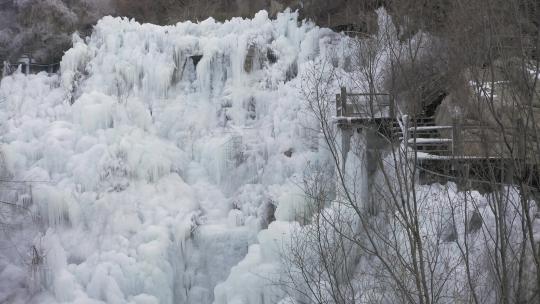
left=281, top=2, right=540, bottom=303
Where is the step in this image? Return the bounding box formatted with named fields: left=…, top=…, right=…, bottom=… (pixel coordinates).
left=407, top=126, right=452, bottom=131
left=400, top=134, right=440, bottom=140
left=406, top=130, right=439, bottom=135
left=406, top=138, right=453, bottom=144
left=415, top=146, right=451, bottom=152
left=417, top=151, right=452, bottom=157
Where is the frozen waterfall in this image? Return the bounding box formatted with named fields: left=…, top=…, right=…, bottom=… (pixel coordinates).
left=0, top=9, right=355, bottom=304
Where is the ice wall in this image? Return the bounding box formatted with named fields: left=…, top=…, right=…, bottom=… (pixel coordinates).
left=0, top=10, right=353, bottom=304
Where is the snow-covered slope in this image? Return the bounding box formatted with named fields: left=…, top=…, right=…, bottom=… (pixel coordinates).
left=0, top=10, right=347, bottom=304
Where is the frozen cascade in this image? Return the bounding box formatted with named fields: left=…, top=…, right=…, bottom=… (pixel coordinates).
left=0, top=9, right=357, bottom=304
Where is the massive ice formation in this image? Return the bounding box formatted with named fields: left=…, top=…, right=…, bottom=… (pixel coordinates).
left=0, top=10, right=350, bottom=304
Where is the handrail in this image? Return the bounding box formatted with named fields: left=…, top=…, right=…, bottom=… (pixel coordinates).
left=3, top=62, right=60, bottom=68
left=336, top=87, right=394, bottom=119
left=2, top=61, right=61, bottom=77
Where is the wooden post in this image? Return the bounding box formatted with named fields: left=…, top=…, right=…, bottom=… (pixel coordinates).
left=341, top=87, right=347, bottom=116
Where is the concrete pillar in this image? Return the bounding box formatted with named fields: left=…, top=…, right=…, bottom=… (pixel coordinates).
left=339, top=126, right=353, bottom=174
left=335, top=126, right=353, bottom=207
left=17, top=55, right=30, bottom=75
left=336, top=124, right=392, bottom=215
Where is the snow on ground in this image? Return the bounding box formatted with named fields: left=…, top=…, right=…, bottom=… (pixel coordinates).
left=0, top=10, right=351, bottom=304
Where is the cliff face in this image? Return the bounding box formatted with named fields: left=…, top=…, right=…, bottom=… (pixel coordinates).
left=0, top=0, right=383, bottom=64
left=0, top=0, right=114, bottom=63
left=116, top=0, right=382, bottom=32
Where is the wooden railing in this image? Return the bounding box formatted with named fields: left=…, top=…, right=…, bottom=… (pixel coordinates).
left=336, top=87, right=395, bottom=119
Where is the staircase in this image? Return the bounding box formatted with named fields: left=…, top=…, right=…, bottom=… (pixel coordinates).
left=389, top=76, right=451, bottom=158
left=393, top=116, right=453, bottom=157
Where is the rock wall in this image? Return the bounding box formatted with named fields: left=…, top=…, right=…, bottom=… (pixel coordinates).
left=115, top=0, right=381, bottom=32
left=1, top=0, right=383, bottom=64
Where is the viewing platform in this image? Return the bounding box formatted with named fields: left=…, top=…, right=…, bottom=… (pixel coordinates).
left=334, top=87, right=395, bottom=127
